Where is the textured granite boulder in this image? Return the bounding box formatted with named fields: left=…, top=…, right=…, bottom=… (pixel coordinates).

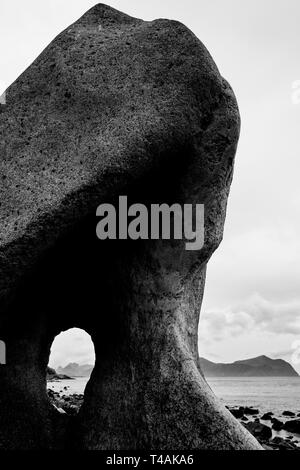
left=0, top=4, right=261, bottom=449
left=284, top=420, right=300, bottom=434
left=244, top=422, right=272, bottom=442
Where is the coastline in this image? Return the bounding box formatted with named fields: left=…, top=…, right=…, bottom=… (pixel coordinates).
left=47, top=376, right=300, bottom=451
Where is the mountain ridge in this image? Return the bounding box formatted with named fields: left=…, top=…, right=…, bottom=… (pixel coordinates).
left=200, top=355, right=299, bottom=377
left=53, top=355, right=299, bottom=378
left=57, top=363, right=94, bottom=377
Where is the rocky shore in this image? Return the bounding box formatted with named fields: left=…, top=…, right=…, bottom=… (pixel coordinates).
left=48, top=387, right=83, bottom=415
left=227, top=406, right=300, bottom=450
left=47, top=387, right=300, bottom=451
left=47, top=367, right=73, bottom=382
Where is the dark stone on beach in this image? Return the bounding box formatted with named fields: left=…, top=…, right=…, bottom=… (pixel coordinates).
left=47, top=367, right=72, bottom=381
left=283, top=420, right=300, bottom=434
left=47, top=367, right=56, bottom=377
left=270, top=437, right=297, bottom=451
left=283, top=411, right=295, bottom=417
left=62, top=404, right=80, bottom=416
left=254, top=418, right=260, bottom=423
left=244, top=407, right=259, bottom=415
left=241, top=416, right=249, bottom=422
left=0, top=4, right=260, bottom=451
left=47, top=390, right=84, bottom=416
left=272, top=418, right=284, bottom=431
left=244, top=422, right=272, bottom=442
left=229, top=407, right=245, bottom=419
left=261, top=412, right=273, bottom=421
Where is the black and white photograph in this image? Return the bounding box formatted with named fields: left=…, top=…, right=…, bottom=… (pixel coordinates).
left=0, top=0, right=299, bottom=456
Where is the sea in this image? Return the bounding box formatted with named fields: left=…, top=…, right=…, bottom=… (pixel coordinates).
left=206, top=377, right=300, bottom=416
left=48, top=376, right=300, bottom=416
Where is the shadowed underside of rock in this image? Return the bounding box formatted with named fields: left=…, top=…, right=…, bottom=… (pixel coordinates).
left=0, top=4, right=261, bottom=450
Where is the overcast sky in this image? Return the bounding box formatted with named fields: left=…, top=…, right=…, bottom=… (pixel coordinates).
left=1, top=0, right=299, bottom=372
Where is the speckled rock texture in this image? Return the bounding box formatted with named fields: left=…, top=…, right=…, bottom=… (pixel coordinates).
left=0, top=4, right=261, bottom=450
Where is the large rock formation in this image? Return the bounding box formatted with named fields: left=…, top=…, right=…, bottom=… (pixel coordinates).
left=0, top=4, right=261, bottom=449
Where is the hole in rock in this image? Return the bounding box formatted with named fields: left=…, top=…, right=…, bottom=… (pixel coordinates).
left=47, top=328, right=95, bottom=416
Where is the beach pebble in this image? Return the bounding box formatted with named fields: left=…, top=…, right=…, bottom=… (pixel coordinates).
left=282, top=411, right=295, bottom=417
left=283, top=419, right=300, bottom=434
left=244, top=407, right=259, bottom=416
left=243, top=421, right=272, bottom=441
left=270, top=436, right=296, bottom=451
left=271, top=418, right=284, bottom=431
left=261, top=412, right=273, bottom=420
left=228, top=407, right=244, bottom=419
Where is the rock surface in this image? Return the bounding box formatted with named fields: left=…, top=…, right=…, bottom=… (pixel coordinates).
left=283, top=411, right=296, bottom=417
left=228, top=404, right=300, bottom=450
left=244, top=407, right=259, bottom=416
left=272, top=418, right=284, bottom=431
left=244, top=422, right=272, bottom=441
left=261, top=412, right=273, bottom=421
left=47, top=366, right=72, bottom=381
left=48, top=389, right=83, bottom=415
left=229, top=407, right=245, bottom=419
left=269, top=437, right=296, bottom=450
left=0, top=4, right=260, bottom=450
left=284, top=420, right=300, bottom=434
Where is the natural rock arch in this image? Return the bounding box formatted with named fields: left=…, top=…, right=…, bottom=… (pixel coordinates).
left=0, top=4, right=261, bottom=450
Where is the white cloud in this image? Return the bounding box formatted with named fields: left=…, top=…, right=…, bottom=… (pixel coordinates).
left=200, top=293, right=300, bottom=341
left=49, top=328, right=95, bottom=369
left=203, top=227, right=300, bottom=310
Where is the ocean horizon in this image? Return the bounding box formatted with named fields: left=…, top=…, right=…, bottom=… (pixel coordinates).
left=48, top=375, right=300, bottom=417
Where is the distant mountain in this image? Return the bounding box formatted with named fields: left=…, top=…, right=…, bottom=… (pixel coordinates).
left=46, top=366, right=72, bottom=380
left=55, top=356, right=299, bottom=379
left=200, top=355, right=299, bottom=377
left=57, top=363, right=94, bottom=377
